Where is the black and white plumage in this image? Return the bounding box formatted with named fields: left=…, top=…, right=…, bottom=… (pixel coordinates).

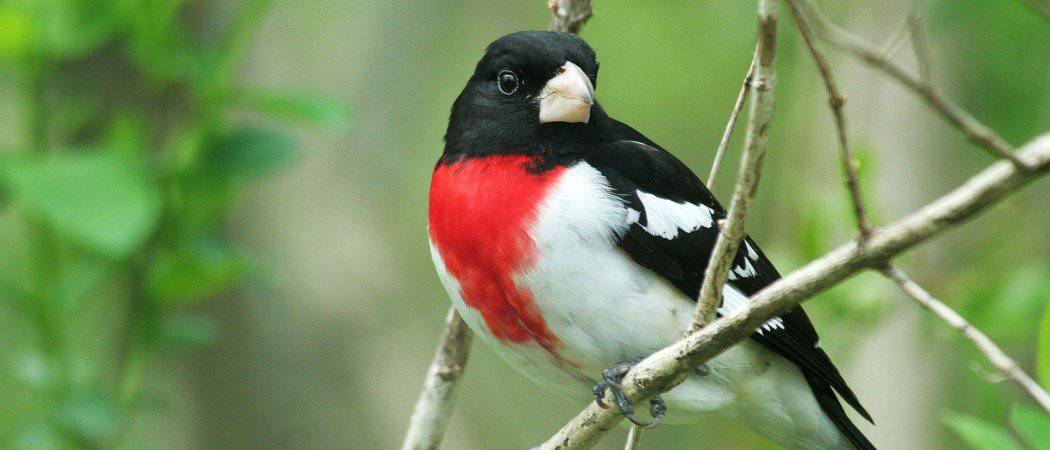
left=428, top=31, right=875, bottom=449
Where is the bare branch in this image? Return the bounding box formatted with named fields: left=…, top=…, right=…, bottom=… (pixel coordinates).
left=691, top=0, right=780, bottom=331
left=706, top=56, right=756, bottom=188
left=786, top=0, right=874, bottom=239
left=403, top=309, right=474, bottom=450
left=549, top=0, right=593, bottom=33
left=796, top=0, right=1032, bottom=170
left=539, top=134, right=1050, bottom=449
left=623, top=426, right=641, bottom=450
left=876, top=14, right=911, bottom=57
left=879, top=265, right=1050, bottom=412
left=907, top=14, right=934, bottom=86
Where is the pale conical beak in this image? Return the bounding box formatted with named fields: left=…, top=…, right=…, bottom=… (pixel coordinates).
left=538, top=61, right=595, bottom=124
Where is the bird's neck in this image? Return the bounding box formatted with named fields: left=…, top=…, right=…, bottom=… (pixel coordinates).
left=441, top=110, right=609, bottom=168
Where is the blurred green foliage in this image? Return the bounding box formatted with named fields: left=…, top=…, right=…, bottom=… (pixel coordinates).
left=0, top=0, right=347, bottom=447
left=944, top=404, right=1050, bottom=450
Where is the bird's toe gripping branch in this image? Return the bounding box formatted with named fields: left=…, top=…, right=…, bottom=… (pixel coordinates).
left=591, top=358, right=666, bottom=429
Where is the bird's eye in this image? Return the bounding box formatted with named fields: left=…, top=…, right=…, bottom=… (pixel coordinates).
left=497, top=70, right=519, bottom=95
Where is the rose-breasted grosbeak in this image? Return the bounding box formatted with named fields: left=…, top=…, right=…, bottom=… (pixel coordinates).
left=427, top=31, right=875, bottom=449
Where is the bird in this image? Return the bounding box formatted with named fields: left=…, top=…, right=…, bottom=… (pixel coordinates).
left=427, top=30, right=875, bottom=449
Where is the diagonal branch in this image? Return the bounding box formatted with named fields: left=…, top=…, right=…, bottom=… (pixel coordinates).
left=785, top=0, right=873, bottom=239
left=539, top=134, right=1050, bottom=449
left=691, top=0, right=780, bottom=331
left=795, top=0, right=1031, bottom=170
left=879, top=265, right=1050, bottom=412
left=402, top=309, right=474, bottom=450
left=907, top=14, right=934, bottom=86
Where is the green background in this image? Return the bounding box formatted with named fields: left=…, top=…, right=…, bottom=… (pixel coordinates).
left=0, top=0, right=1047, bottom=448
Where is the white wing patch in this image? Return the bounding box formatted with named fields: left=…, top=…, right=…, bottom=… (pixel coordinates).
left=733, top=258, right=757, bottom=279
left=628, top=190, right=715, bottom=239
left=745, top=241, right=759, bottom=259
left=718, top=284, right=785, bottom=334
left=728, top=242, right=760, bottom=281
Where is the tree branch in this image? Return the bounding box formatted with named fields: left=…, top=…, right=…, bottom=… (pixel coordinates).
left=796, top=0, right=1032, bottom=170
left=691, top=0, right=780, bottom=331
left=785, top=0, right=873, bottom=239
left=907, top=14, right=934, bottom=86
left=706, top=56, right=756, bottom=189
left=539, top=134, right=1050, bottom=449
left=402, top=309, right=474, bottom=450
left=548, top=0, right=593, bottom=34
left=879, top=265, right=1050, bottom=411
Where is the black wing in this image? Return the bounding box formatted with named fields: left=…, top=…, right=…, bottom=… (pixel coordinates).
left=584, top=137, right=874, bottom=444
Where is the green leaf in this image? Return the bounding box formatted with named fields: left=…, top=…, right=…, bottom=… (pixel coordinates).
left=232, top=88, right=351, bottom=129
left=202, top=126, right=300, bottom=180
left=147, top=238, right=245, bottom=305
left=1011, top=404, right=1050, bottom=450
left=2, top=152, right=162, bottom=258
left=155, top=314, right=218, bottom=349
left=943, top=411, right=1024, bottom=450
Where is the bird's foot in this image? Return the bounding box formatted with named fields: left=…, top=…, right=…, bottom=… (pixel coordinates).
left=591, top=358, right=666, bottom=429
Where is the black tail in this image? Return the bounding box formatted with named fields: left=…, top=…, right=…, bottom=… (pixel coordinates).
left=805, top=376, right=876, bottom=450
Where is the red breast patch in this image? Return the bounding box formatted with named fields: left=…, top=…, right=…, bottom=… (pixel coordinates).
left=429, top=155, right=566, bottom=355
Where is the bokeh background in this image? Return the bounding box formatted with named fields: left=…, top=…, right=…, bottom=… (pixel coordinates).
left=0, top=0, right=1048, bottom=449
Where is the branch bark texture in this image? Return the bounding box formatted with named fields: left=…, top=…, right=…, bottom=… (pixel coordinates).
left=549, top=0, right=593, bottom=34
left=692, top=0, right=780, bottom=330
left=402, top=309, right=474, bottom=450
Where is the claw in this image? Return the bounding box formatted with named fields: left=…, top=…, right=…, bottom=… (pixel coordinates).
left=592, top=380, right=611, bottom=408
left=590, top=358, right=666, bottom=429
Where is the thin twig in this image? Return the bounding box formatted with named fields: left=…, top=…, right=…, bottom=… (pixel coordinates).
left=879, top=265, right=1050, bottom=412
left=785, top=0, right=874, bottom=239
left=907, top=14, right=934, bottom=86
left=623, top=425, right=641, bottom=450
left=707, top=55, right=756, bottom=188
left=691, top=0, right=780, bottom=331
left=538, top=134, right=1050, bottom=449
left=876, top=14, right=911, bottom=57
left=402, top=309, right=474, bottom=450
left=796, top=0, right=1032, bottom=170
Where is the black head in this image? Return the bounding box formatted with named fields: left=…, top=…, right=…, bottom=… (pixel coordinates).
left=443, top=31, right=604, bottom=161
